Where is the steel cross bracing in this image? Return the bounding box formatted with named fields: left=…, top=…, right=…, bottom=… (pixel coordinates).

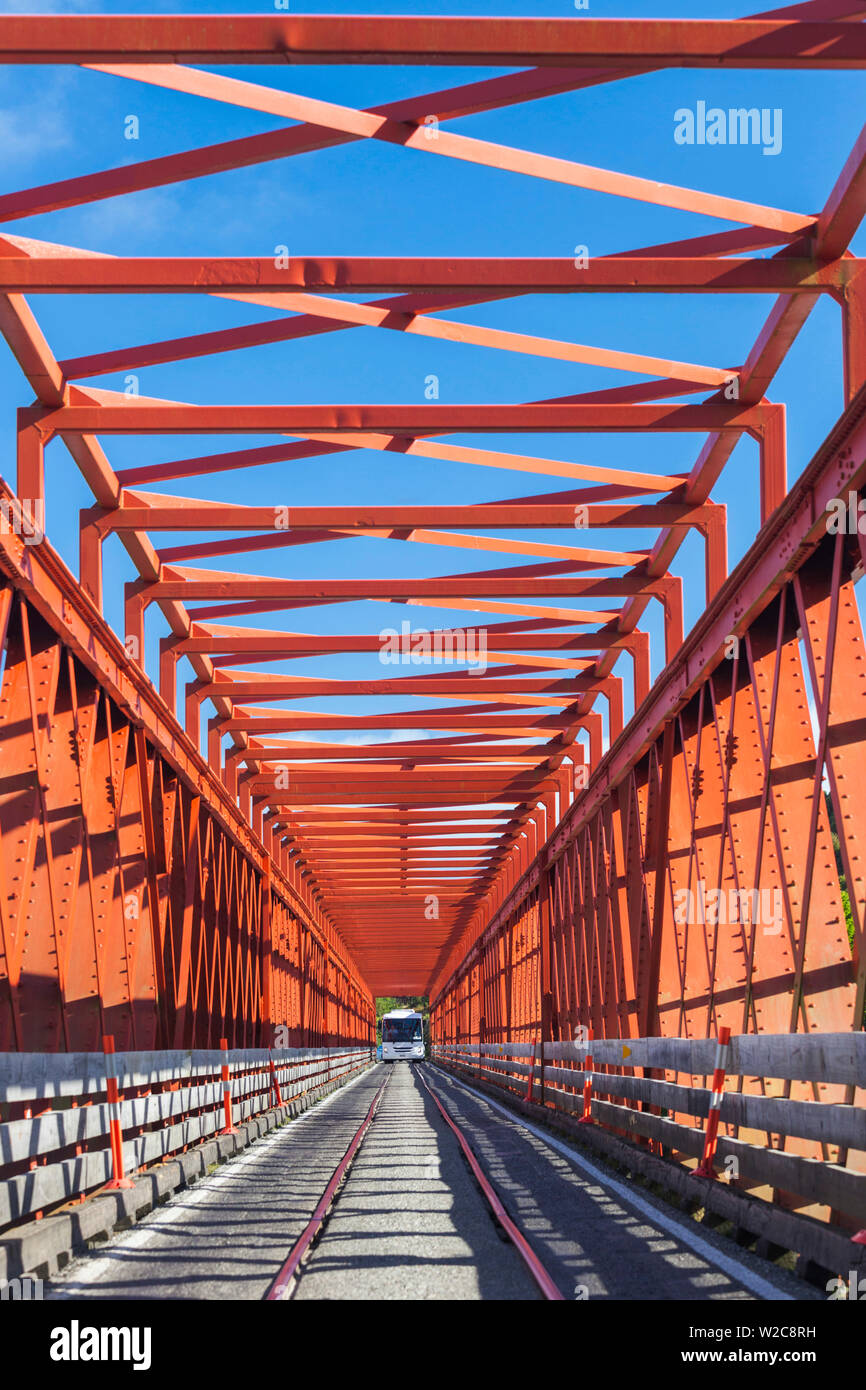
left=0, top=8, right=863, bottom=1046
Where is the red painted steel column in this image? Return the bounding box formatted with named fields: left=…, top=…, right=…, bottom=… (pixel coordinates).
left=840, top=272, right=866, bottom=404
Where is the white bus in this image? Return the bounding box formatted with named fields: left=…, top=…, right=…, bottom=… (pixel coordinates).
left=380, top=1008, right=425, bottom=1062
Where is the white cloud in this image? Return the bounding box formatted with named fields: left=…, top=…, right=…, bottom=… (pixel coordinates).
left=71, top=186, right=181, bottom=246
left=0, top=77, right=73, bottom=162
left=320, top=728, right=434, bottom=748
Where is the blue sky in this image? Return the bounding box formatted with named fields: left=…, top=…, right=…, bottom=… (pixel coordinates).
left=0, top=2, right=863, bottom=757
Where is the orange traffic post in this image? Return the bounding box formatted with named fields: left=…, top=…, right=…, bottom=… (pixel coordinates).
left=103, top=1035, right=134, bottom=1190
left=578, top=1028, right=595, bottom=1124
left=268, top=1049, right=283, bottom=1107
left=693, top=1026, right=732, bottom=1179
left=219, top=1036, right=238, bottom=1135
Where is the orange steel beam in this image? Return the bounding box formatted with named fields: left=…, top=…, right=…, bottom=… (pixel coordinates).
left=45, top=400, right=779, bottom=432
left=83, top=63, right=813, bottom=235
left=0, top=254, right=857, bottom=294
left=0, top=16, right=864, bottom=67
left=0, top=0, right=858, bottom=230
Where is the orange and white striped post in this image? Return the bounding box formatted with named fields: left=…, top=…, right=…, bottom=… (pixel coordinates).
left=578, top=1027, right=595, bottom=1124
left=693, top=1026, right=732, bottom=1179
left=268, top=1049, right=283, bottom=1107
left=219, top=1037, right=238, bottom=1135
left=103, top=1035, right=134, bottom=1190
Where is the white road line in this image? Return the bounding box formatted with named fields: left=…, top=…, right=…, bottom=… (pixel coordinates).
left=429, top=1065, right=795, bottom=1303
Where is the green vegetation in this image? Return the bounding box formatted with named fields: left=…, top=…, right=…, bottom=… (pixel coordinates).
left=842, top=889, right=854, bottom=952
left=826, top=790, right=855, bottom=951
left=825, top=791, right=863, bottom=1024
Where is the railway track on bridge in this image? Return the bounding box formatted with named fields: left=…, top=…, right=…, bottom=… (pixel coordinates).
left=265, top=1065, right=394, bottom=1300
left=266, top=1062, right=564, bottom=1301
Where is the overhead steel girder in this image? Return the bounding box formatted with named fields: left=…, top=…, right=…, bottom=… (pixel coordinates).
left=0, top=16, right=864, bottom=67
left=129, top=571, right=670, bottom=600
left=1, top=257, right=857, bottom=293
left=49, top=401, right=780, bottom=434
left=169, top=626, right=635, bottom=659
left=89, top=497, right=724, bottom=529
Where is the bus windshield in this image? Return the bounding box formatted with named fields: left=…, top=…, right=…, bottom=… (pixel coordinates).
left=382, top=1017, right=423, bottom=1043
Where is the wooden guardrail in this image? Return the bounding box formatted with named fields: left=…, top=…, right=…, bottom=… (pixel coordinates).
left=0, top=1045, right=374, bottom=1231
left=433, top=1035, right=866, bottom=1233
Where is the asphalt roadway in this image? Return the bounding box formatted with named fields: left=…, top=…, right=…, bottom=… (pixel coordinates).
left=45, top=1062, right=815, bottom=1302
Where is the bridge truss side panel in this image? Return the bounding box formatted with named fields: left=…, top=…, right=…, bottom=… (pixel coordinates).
left=0, top=536, right=375, bottom=1053
left=432, top=395, right=866, bottom=1180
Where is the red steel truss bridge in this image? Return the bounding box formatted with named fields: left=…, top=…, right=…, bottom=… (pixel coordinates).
left=0, top=8, right=865, bottom=1294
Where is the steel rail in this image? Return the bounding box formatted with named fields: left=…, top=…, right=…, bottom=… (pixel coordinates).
left=265, top=1067, right=392, bottom=1300
left=415, top=1064, right=564, bottom=1301
left=266, top=1060, right=564, bottom=1300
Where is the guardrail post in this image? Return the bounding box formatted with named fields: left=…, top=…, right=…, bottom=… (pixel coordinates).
left=578, top=1028, right=595, bottom=1125
left=219, top=1037, right=238, bottom=1135
left=268, top=1049, right=283, bottom=1107
left=103, top=1035, right=134, bottom=1190
left=692, top=1026, right=732, bottom=1179
left=525, top=1040, right=537, bottom=1101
